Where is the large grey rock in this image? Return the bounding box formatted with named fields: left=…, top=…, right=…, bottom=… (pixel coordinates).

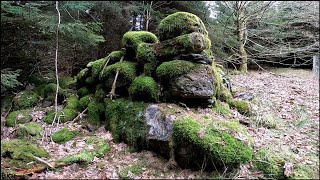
left=145, top=105, right=176, bottom=141
left=145, top=104, right=176, bottom=158
left=169, top=65, right=215, bottom=103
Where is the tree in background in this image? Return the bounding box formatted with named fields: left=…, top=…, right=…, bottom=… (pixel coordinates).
left=210, top=1, right=319, bottom=71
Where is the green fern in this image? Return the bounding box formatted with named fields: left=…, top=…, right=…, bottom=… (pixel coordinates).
left=1, top=68, right=22, bottom=93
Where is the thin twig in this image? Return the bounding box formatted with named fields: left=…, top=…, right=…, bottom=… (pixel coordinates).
left=72, top=107, right=88, bottom=123
left=31, top=155, right=54, bottom=169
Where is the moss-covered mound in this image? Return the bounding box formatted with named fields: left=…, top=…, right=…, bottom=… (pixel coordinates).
left=1, top=139, right=50, bottom=169
left=104, top=98, right=148, bottom=151
left=228, top=100, right=250, bottom=115
left=156, top=60, right=197, bottom=81
left=87, top=58, right=107, bottom=78
left=122, top=31, right=158, bottom=52
left=173, top=116, right=253, bottom=169
left=52, top=128, right=77, bottom=144
left=16, top=122, right=43, bottom=139
left=88, top=100, right=105, bottom=126
left=100, top=61, right=137, bottom=88
left=58, top=137, right=110, bottom=165
left=65, top=95, right=79, bottom=110
left=43, top=108, right=77, bottom=124
left=78, top=94, right=93, bottom=110
left=157, top=12, right=208, bottom=41
left=77, top=87, right=90, bottom=98
left=13, top=90, right=40, bottom=110
left=76, top=68, right=90, bottom=86
left=94, top=84, right=106, bottom=101
left=136, top=43, right=156, bottom=64
left=129, top=76, right=159, bottom=102
left=6, top=109, right=32, bottom=127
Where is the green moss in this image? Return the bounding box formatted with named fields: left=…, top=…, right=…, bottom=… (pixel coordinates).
left=77, top=87, right=90, bottom=98
left=43, top=83, right=62, bottom=97
left=76, top=68, right=90, bottom=83
left=122, top=31, right=158, bottom=51
left=87, top=58, right=107, bottom=78
left=16, top=122, right=43, bottom=139
left=129, top=76, right=159, bottom=102
left=119, top=160, right=147, bottom=179
left=212, top=65, right=233, bottom=102
left=58, top=137, right=110, bottom=165
left=94, top=84, right=106, bottom=101
left=156, top=60, right=197, bottom=80
left=78, top=94, right=93, bottom=111
left=173, top=116, right=253, bottom=167
left=43, top=110, right=62, bottom=124
left=65, top=95, right=79, bottom=110
left=88, top=100, right=105, bottom=126
left=157, top=12, right=208, bottom=41
left=104, top=98, right=148, bottom=151
left=253, top=147, right=286, bottom=179
left=13, top=90, right=40, bottom=110
left=60, top=76, right=76, bottom=89
left=52, top=128, right=77, bottom=144
left=1, top=139, right=50, bottom=169
left=228, top=100, right=250, bottom=115
left=100, top=61, right=137, bottom=88
left=6, top=109, right=32, bottom=127
left=213, top=101, right=232, bottom=118
left=136, top=43, right=156, bottom=64
left=60, top=108, right=78, bottom=123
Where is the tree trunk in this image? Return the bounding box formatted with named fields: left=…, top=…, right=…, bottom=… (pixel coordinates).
left=238, top=19, right=248, bottom=73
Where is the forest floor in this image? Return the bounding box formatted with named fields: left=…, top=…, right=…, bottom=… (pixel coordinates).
left=1, top=68, right=319, bottom=179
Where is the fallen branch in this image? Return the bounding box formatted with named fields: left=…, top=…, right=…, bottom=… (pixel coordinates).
left=31, top=155, right=54, bottom=169
left=72, top=107, right=88, bottom=122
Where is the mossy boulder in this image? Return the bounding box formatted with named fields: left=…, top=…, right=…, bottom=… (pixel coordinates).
left=6, top=109, right=32, bottom=127
left=85, top=77, right=95, bottom=86
left=88, top=100, right=105, bottom=126
left=168, top=64, right=215, bottom=106
left=136, top=43, right=157, bottom=64
left=104, top=98, right=148, bottom=151
left=65, top=95, right=79, bottom=110
left=78, top=94, right=93, bottom=111
left=58, top=137, right=110, bottom=165
left=212, top=65, right=233, bottom=102
left=43, top=108, right=77, bottom=124
left=157, top=12, right=208, bottom=41
left=100, top=61, right=137, bottom=90
left=13, top=90, right=40, bottom=110
left=154, top=32, right=211, bottom=61
left=76, top=68, right=90, bottom=86
left=122, top=31, right=158, bottom=53
left=61, top=108, right=78, bottom=123
left=173, top=116, right=253, bottom=170
left=77, top=87, right=90, bottom=98
left=94, top=84, right=106, bottom=101
left=1, top=139, right=50, bottom=169
left=87, top=58, right=107, bottom=78
left=52, top=128, right=77, bottom=144
left=129, top=76, right=159, bottom=102
left=16, top=122, right=43, bottom=139
left=42, top=83, right=66, bottom=102
left=156, top=60, right=197, bottom=81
